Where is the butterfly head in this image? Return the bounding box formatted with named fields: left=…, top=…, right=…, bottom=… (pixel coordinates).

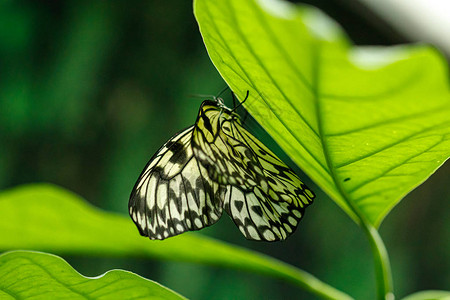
left=199, top=97, right=240, bottom=119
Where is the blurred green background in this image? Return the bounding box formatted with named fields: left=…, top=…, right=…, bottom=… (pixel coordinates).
left=0, top=1, right=448, bottom=299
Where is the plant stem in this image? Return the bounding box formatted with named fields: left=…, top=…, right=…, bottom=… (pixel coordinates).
left=361, top=221, right=394, bottom=300
left=338, top=197, right=394, bottom=299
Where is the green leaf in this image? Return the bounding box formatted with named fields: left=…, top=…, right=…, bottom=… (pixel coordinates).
left=0, top=184, right=352, bottom=300
left=0, top=250, right=185, bottom=300
left=402, top=290, right=450, bottom=300
left=194, top=0, right=450, bottom=227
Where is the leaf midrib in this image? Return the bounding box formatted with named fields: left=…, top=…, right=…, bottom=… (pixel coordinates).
left=202, top=1, right=331, bottom=179
left=311, top=40, right=361, bottom=220
left=225, top=0, right=318, bottom=136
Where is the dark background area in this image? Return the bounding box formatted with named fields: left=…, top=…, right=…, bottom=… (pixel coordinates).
left=1, top=1, right=448, bottom=299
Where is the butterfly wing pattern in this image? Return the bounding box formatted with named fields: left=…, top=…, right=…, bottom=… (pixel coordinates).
left=129, top=97, right=315, bottom=241
left=129, top=126, right=225, bottom=240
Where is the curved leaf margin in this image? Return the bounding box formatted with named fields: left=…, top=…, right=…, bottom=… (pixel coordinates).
left=0, top=250, right=185, bottom=300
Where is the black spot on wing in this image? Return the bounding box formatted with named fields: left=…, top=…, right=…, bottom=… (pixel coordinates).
left=234, top=200, right=244, bottom=212
left=165, top=140, right=176, bottom=149
left=202, top=113, right=213, bottom=134
left=244, top=149, right=252, bottom=159
left=168, top=140, right=184, bottom=153
left=153, top=166, right=164, bottom=174
left=251, top=205, right=263, bottom=217
left=168, top=141, right=187, bottom=164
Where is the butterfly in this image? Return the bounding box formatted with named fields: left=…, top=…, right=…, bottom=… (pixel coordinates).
left=129, top=92, right=315, bottom=241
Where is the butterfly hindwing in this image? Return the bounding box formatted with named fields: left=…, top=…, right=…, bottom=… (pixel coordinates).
left=221, top=121, right=314, bottom=241
left=129, top=126, right=224, bottom=240
left=231, top=121, right=315, bottom=207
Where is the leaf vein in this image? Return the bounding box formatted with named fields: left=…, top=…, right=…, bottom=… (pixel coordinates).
left=20, top=257, right=91, bottom=299
left=335, top=121, right=450, bottom=168
left=223, top=0, right=320, bottom=137
left=327, top=104, right=450, bottom=137
left=347, top=137, right=443, bottom=194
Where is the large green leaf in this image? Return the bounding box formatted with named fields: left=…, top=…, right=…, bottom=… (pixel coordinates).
left=194, top=0, right=450, bottom=226
left=402, top=290, right=450, bottom=300
left=0, top=250, right=185, bottom=300
left=0, top=184, right=352, bottom=300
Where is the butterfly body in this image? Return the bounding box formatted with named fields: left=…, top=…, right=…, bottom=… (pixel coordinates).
left=129, top=97, right=314, bottom=241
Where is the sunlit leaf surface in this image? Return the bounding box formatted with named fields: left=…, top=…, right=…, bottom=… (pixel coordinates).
left=401, top=290, right=450, bottom=300
left=0, top=184, right=352, bottom=299
left=194, top=0, right=450, bottom=226
left=0, top=250, right=185, bottom=300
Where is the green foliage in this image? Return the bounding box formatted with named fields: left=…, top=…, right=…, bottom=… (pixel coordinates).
left=194, top=0, right=450, bottom=228
left=0, top=250, right=185, bottom=300
left=0, top=0, right=448, bottom=299
left=0, top=184, right=351, bottom=300
left=401, top=290, right=450, bottom=300
left=193, top=0, right=449, bottom=298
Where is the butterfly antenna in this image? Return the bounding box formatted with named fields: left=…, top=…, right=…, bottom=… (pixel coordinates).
left=187, top=93, right=216, bottom=99
left=231, top=90, right=250, bottom=112
left=216, top=86, right=230, bottom=99
left=188, top=86, right=230, bottom=101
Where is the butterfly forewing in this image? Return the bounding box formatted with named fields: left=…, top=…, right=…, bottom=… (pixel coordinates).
left=192, top=103, right=258, bottom=187
left=129, top=126, right=224, bottom=240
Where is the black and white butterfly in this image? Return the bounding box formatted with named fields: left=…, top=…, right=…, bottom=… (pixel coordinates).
left=129, top=93, right=314, bottom=241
